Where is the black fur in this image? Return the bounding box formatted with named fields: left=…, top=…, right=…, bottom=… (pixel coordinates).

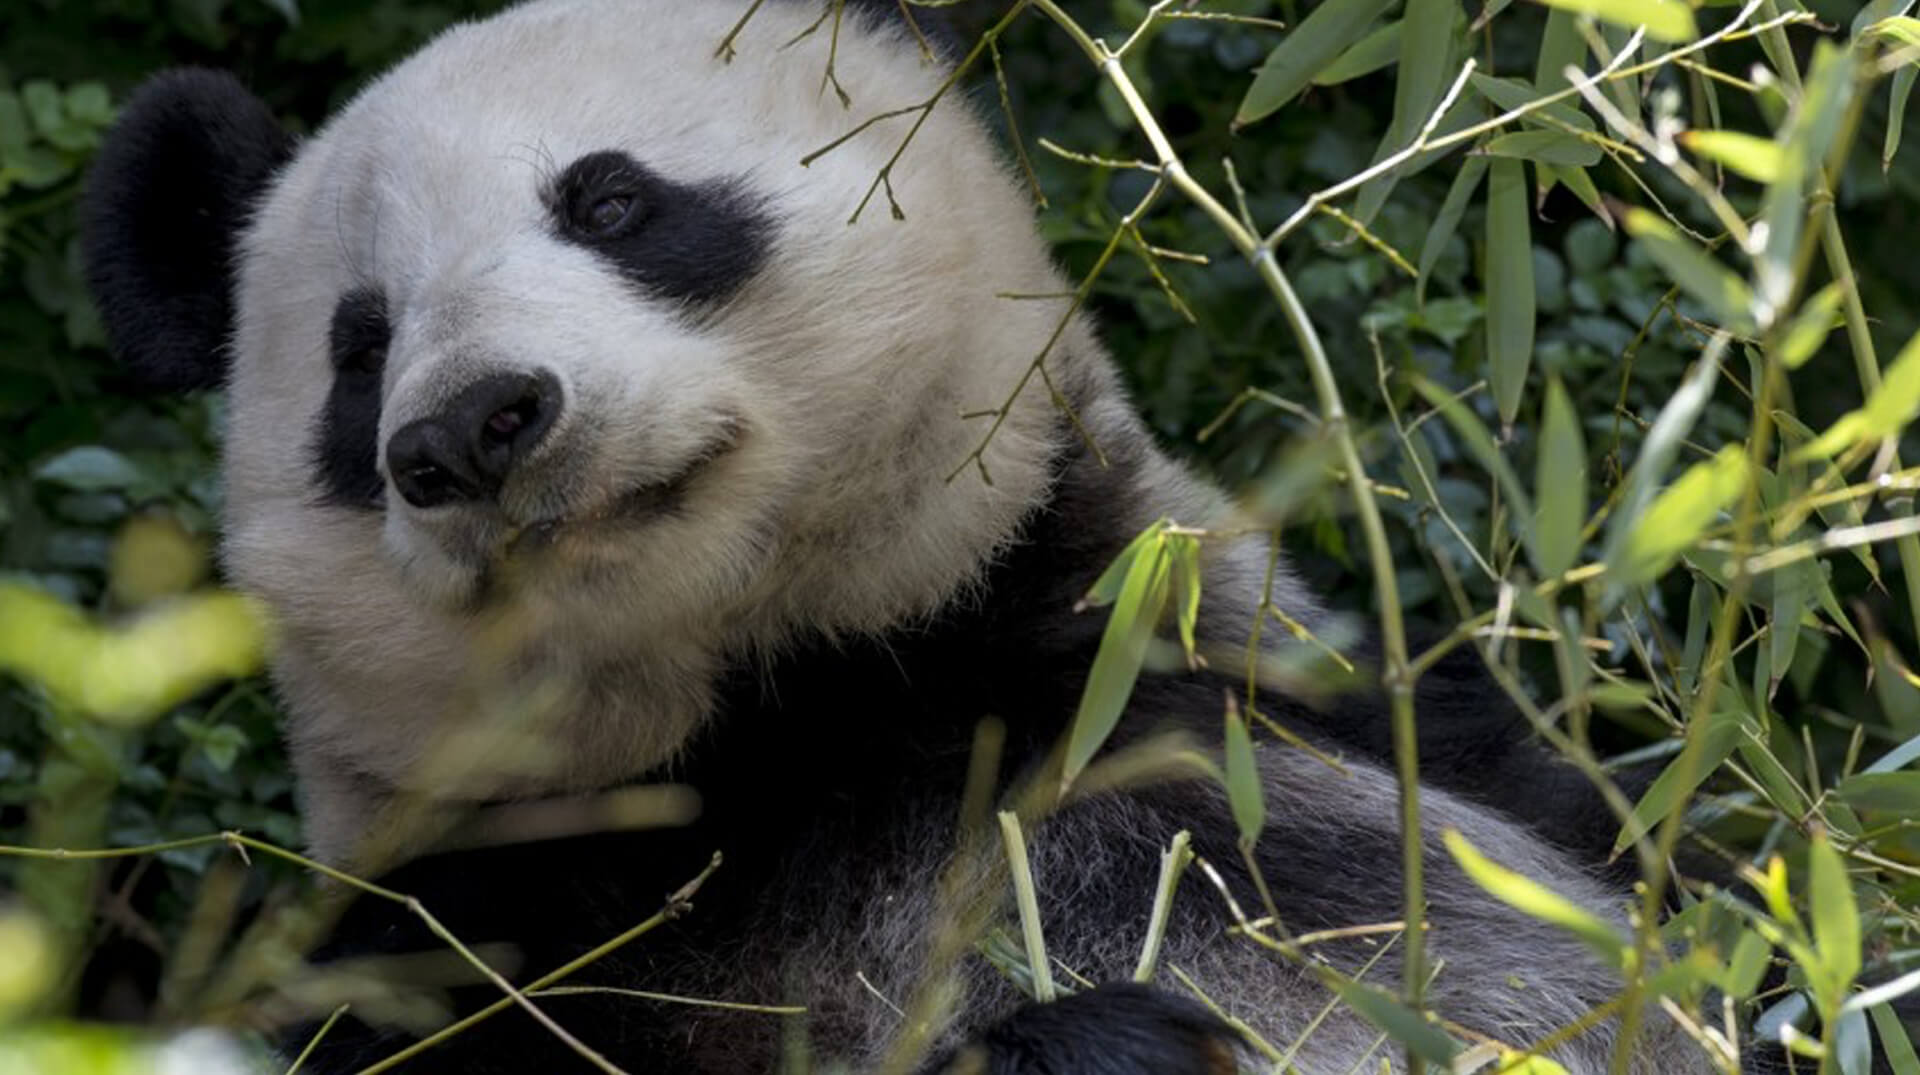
left=81, top=69, right=290, bottom=391
left=313, top=288, right=390, bottom=508
left=279, top=431, right=1618, bottom=1074
left=546, top=151, right=775, bottom=307
left=924, top=983, right=1239, bottom=1075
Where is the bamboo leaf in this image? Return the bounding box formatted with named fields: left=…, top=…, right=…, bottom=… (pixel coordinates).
left=1484, top=130, right=1603, bottom=167
left=1534, top=8, right=1587, bottom=94
left=1836, top=771, right=1920, bottom=813
left=1445, top=829, right=1629, bottom=967
left=1527, top=0, right=1697, bottom=43
left=1469, top=73, right=1595, bottom=131
left=1797, top=328, right=1920, bottom=458
left=1778, top=282, right=1847, bottom=369
left=1327, top=977, right=1463, bottom=1064
left=1614, top=445, right=1749, bottom=586
left=1613, top=708, right=1750, bottom=856
left=1681, top=129, right=1787, bottom=183
left=1063, top=535, right=1171, bottom=792
left=1603, top=348, right=1722, bottom=585
left=1079, top=519, right=1168, bottom=610
left=1886, top=66, right=1917, bottom=172
left=1223, top=700, right=1264, bottom=847
left=1312, top=19, right=1401, bottom=86
left=1536, top=379, right=1587, bottom=578
left=1486, top=158, right=1536, bottom=430
left=1624, top=208, right=1755, bottom=330
left=1410, top=376, right=1539, bottom=570
left=1865, top=15, right=1920, bottom=51
left=1237, top=0, right=1398, bottom=127
left=1856, top=1, right=1918, bottom=40
left=1417, top=156, right=1486, bottom=305
left=1756, top=43, right=1857, bottom=320
left=1350, top=0, right=1464, bottom=224
left=1871, top=1003, right=1920, bottom=1075
left=1807, top=830, right=1863, bottom=1008
left=1547, top=163, right=1607, bottom=222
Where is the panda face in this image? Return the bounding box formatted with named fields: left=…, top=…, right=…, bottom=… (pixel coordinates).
left=172, top=0, right=1079, bottom=800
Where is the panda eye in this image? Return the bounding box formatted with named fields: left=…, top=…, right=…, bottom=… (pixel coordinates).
left=574, top=192, right=638, bottom=237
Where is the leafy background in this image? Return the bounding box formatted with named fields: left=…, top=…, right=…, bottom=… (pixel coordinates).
left=2, top=0, right=1920, bottom=1070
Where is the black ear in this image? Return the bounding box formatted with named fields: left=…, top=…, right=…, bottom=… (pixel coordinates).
left=82, top=69, right=292, bottom=392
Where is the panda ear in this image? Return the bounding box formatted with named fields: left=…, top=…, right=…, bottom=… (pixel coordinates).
left=82, top=69, right=292, bottom=392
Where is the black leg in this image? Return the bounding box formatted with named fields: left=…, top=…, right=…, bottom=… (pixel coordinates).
left=924, top=982, right=1240, bottom=1075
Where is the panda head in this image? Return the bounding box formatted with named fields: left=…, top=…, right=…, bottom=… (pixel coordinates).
left=84, top=0, right=1093, bottom=801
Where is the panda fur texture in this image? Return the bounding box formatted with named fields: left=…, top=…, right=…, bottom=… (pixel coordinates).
left=81, top=1, right=1713, bottom=1072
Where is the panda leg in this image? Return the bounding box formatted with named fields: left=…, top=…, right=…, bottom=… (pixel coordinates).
left=923, top=982, right=1240, bottom=1075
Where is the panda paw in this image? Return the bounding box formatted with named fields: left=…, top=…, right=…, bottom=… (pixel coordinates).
left=925, top=982, right=1240, bottom=1075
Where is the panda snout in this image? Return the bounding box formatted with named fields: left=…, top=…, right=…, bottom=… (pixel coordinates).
left=386, top=370, right=562, bottom=509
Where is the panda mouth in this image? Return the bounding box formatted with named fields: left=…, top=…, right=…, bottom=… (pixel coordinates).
left=505, top=419, right=742, bottom=553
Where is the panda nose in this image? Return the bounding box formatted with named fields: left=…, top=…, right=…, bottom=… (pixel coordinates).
left=386, top=371, right=561, bottom=508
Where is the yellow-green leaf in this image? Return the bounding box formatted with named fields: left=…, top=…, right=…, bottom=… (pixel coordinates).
left=1681, top=129, right=1787, bottom=184
left=1777, top=282, right=1847, bottom=369
left=1614, top=445, right=1749, bottom=585
left=1624, top=209, right=1755, bottom=330
left=1237, top=0, right=1398, bottom=127
left=1797, top=327, right=1920, bottom=458
left=1527, top=0, right=1696, bottom=42
left=1865, top=15, right=1920, bottom=51
left=1536, top=379, right=1587, bottom=578
left=1445, top=828, right=1629, bottom=968
left=1486, top=158, right=1536, bottom=429
left=1064, top=534, right=1171, bottom=792
left=1886, top=66, right=1917, bottom=171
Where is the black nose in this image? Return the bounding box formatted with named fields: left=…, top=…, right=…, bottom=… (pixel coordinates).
left=386, top=371, right=562, bottom=508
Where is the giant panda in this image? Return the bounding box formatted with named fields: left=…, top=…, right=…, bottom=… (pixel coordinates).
left=79, top=1, right=1715, bottom=1071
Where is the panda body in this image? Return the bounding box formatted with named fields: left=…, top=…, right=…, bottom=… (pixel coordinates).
left=81, top=2, right=1711, bottom=1072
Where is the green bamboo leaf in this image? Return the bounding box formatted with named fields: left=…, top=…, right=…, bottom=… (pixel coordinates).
left=1445, top=829, right=1629, bottom=967
left=1410, top=376, right=1540, bottom=570
left=1170, top=533, right=1202, bottom=668
left=1223, top=701, right=1264, bottom=847
left=1756, top=43, right=1857, bottom=320
left=1536, top=379, right=1587, bottom=578
left=1535, top=8, right=1587, bottom=94
left=1679, top=574, right=1714, bottom=696
left=1623, top=209, right=1755, bottom=330
left=1483, top=130, right=1603, bottom=166
left=1681, top=129, right=1787, bottom=183
left=1469, top=73, right=1595, bottom=130
left=1326, top=978, right=1463, bottom=1064
left=1603, top=349, right=1722, bottom=586
left=1078, top=519, right=1169, bottom=610
left=1886, top=66, right=1917, bottom=171
left=1417, top=156, right=1487, bottom=305
left=1724, top=929, right=1773, bottom=999
left=1547, top=163, right=1607, bottom=222
left=1768, top=559, right=1815, bottom=698
left=1778, top=282, right=1847, bottom=369
left=1311, top=19, right=1401, bottom=86
left=1871, top=1003, right=1920, bottom=1075
left=1736, top=722, right=1813, bottom=817
left=1237, top=0, right=1398, bottom=127
left=1613, top=709, right=1749, bottom=855
left=1486, top=158, right=1536, bottom=430
left=1063, top=536, right=1171, bottom=792
left=1865, top=15, right=1920, bottom=51
left=1614, top=445, right=1749, bottom=585
left=1527, top=0, right=1697, bottom=42
left=1836, top=771, right=1920, bottom=813
left=1807, top=830, right=1863, bottom=1007
left=1856, top=1, right=1918, bottom=39
left=1797, top=327, right=1920, bottom=458
left=1349, top=0, right=1464, bottom=224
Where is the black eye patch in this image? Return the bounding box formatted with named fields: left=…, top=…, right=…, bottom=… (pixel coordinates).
left=310, top=287, right=391, bottom=508
left=547, top=150, right=773, bottom=307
